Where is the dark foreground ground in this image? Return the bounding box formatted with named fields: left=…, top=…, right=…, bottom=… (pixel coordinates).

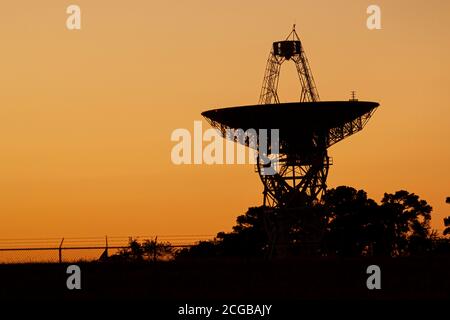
left=0, top=257, right=449, bottom=317
left=1, top=256, right=449, bottom=300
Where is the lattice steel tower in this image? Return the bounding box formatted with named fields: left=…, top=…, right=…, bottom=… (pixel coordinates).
left=259, top=25, right=319, bottom=104
left=258, top=26, right=325, bottom=208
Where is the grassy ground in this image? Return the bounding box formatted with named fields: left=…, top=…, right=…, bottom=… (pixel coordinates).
left=0, top=256, right=449, bottom=301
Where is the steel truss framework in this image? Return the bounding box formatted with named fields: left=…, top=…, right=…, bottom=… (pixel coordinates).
left=256, top=26, right=373, bottom=208
left=259, top=26, right=320, bottom=105
left=204, top=26, right=377, bottom=210
left=258, top=26, right=324, bottom=208
left=202, top=26, right=379, bottom=257
left=204, top=103, right=376, bottom=209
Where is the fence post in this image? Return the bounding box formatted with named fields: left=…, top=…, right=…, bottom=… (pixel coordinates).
left=59, top=238, right=64, bottom=263
left=105, top=235, right=109, bottom=258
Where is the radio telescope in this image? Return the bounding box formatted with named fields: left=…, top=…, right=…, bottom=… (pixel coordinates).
left=202, top=26, right=379, bottom=209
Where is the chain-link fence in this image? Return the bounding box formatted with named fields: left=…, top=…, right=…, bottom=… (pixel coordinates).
left=0, top=235, right=213, bottom=263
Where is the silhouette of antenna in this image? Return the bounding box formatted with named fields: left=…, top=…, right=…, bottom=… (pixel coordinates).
left=202, top=27, right=379, bottom=207
left=350, top=91, right=358, bottom=101
left=201, top=27, right=379, bottom=255
left=259, top=25, right=319, bottom=104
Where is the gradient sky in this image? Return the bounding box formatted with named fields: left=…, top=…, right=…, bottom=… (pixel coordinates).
left=0, top=0, right=449, bottom=239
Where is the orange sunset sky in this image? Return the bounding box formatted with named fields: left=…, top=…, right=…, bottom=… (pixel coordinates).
left=0, top=0, right=449, bottom=239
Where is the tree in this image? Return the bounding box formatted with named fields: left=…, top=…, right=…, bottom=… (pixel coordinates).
left=112, top=237, right=173, bottom=262
left=322, top=186, right=379, bottom=256
left=176, top=205, right=328, bottom=259
left=113, top=238, right=144, bottom=262
left=444, top=197, right=450, bottom=236
left=380, top=190, right=433, bottom=255
left=178, top=187, right=436, bottom=259
left=142, top=238, right=173, bottom=262
left=176, top=240, right=219, bottom=259
left=175, top=207, right=273, bottom=259
left=216, top=206, right=269, bottom=257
